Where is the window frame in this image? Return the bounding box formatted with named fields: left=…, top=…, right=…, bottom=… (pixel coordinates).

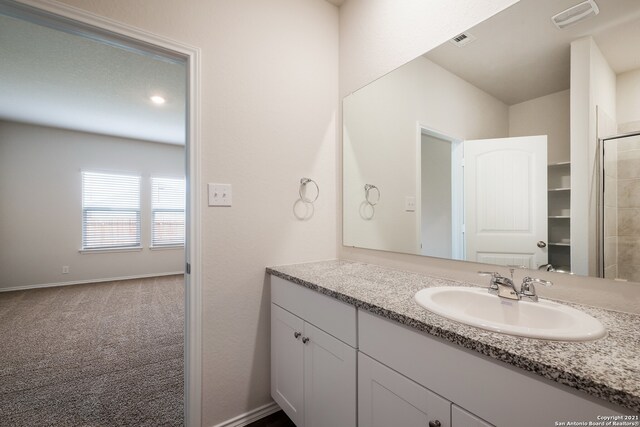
left=80, top=170, right=142, bottom=252
left=150, top=176, right=186, bottom=249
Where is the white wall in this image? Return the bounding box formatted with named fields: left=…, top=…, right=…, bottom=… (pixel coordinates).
left=0, top=120, right=184, bottom=290
left=509, top=89, right=570, bottom=164
left=343, top=56, right=508, bottom=254
left=617, top=68, right=640, bottom=133
left=570, top=37, right=616, bottom=277
left=51, top=0, right=339, bottom=425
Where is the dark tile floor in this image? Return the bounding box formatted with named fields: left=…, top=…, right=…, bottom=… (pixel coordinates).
left=247, top=410, right=296, bottom=427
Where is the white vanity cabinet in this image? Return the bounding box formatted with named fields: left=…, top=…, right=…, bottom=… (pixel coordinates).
left=358, top=310, right=624, bottom=427
left=271, top=276, right=357, bottom=427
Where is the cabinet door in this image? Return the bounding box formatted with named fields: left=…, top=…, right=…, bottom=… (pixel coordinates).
left=272, top=304, right=305, bottom=426
left=303, top=322, right=356, bottom=427
left=358, top=352, right=451, bottom=427
left=452, top=404, right=494, bottom=427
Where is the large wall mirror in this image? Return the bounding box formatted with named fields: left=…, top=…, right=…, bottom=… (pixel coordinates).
left=343, top=0, right=640, bottom=281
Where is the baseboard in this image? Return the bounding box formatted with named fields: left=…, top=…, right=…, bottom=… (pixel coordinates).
left=0, top=271, right=184, bottom=293
left=211, top=402, right=281, bottom=427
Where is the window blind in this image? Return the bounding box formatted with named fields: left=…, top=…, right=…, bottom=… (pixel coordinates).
left=82, top=171, right=141, bottom=250
left=151, top=177, right=185, bottom=247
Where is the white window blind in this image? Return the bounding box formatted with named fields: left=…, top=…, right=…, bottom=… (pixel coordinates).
left=151, top=177, right=185, bottom=247
left=82, top=171, right=141, bottom=250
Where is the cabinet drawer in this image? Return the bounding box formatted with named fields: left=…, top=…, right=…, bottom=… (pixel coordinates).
left=271, top=275, right=356, bottom=347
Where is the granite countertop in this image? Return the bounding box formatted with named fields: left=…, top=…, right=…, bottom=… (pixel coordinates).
left=266, top=260, right=640, bottom=413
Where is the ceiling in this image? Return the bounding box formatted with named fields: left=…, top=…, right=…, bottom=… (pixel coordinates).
left=425, top=0, right=640, bottom=105
left=0, top=13, right=186, bottom=145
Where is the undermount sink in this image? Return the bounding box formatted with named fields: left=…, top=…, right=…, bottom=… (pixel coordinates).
left=414, top=287, right=606, bottom=341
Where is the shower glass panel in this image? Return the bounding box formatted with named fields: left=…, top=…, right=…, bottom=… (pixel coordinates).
left=603, top=134, right=640, bottom=282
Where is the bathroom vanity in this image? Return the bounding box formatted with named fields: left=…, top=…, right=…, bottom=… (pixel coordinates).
left=267, top=261, right=639, bottom=427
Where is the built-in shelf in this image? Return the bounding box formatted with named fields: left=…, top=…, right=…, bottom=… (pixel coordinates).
left=547, top=162, right=571, bottom=271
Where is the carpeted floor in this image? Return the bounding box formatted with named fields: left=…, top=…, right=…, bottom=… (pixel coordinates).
left=0, top=275, right=184, bottom=427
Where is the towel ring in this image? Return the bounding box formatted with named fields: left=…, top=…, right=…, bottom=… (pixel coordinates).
left=364, top=184, right=380, bottom=206
left=299, top=178, right=319, bottom=203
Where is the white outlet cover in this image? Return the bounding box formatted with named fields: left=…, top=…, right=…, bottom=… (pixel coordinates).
left=208, top=183, right=232, bottom=207
left=405, top=196, right=416, bottom=212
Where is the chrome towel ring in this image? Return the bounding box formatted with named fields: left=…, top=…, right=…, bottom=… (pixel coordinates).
left=299, top=178, right=319, bottom=203
left=364, top=184, right=380, bottom=206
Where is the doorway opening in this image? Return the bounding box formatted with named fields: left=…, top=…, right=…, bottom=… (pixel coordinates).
left=0, top=1, right=201, bottom=425
left=417, top=126, right=464, bottom=260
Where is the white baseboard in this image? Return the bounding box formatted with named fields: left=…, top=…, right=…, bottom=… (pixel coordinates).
left=211, top=402, right=281, bottom=427
left=0, top=271, right=184, bottom=293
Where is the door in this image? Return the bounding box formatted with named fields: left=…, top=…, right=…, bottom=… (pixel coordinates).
left=358, top=352, right=450, bottom=427
left=303, top=323, right=356, bottom=427
left=452, top=404, right=494, bottom=427
left=464, top=136, right=548, bottom=268
left=271, top=304, right=305, bottom=426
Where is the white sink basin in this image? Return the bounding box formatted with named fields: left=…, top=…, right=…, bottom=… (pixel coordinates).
left=414, top=287, right=606, bottom=341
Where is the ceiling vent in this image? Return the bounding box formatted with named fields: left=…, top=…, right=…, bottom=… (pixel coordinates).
left=551, top=0, right=599, bottom=30
left=449, top=32, right=476, bottom=47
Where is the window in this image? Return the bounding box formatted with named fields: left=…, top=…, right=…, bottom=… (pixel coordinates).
left=82, top=171, right=141, bottom=250
left=151, top=177, right=185, bottom=247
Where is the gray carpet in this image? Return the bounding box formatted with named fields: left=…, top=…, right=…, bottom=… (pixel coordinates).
left=0, top=275, right=184, bottom=427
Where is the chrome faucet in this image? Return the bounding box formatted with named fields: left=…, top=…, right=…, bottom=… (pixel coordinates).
left=478, top=271, right=520, bottom=300
left=478, top=271, right=553, bottom=302
left=519, top=276, right=553, bottom=302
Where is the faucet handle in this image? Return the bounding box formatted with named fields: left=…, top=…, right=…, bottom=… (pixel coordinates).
left=522, top=276, right=553, bottom=287
left=520, top=276, right=553, bottom=302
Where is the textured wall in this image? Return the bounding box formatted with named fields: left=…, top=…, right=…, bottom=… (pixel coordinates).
left=49, top=0, right=339, bottom=425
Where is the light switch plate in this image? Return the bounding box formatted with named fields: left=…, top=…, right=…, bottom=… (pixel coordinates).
left=208, top=183, right=232, bottom=207
left=405, top=196, right=416, bottom=212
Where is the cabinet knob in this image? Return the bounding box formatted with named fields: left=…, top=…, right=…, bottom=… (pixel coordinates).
left=294, top=331, right=301, bottom=339
left=302, top=337, right=310, bottom=344
left=428, top=421, right=441, bottom=427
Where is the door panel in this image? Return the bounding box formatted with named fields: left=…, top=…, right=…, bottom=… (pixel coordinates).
left=464, top=136, right=548, bottom=268
left=271, top=304, right=305, bottom=426
left=358, top=352, right=450, bottom=427
left=303, top=323, right=356, bottom=427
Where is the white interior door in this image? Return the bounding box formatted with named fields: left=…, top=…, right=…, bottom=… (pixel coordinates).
left=464, top=136, right=548, bottom=268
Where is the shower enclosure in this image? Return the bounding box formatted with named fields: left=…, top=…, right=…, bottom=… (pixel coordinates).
left=601, top=133, right=640, bottom=282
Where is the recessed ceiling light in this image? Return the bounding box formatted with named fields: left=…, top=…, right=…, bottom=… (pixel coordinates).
left=150, top=95, right=166, bottom=105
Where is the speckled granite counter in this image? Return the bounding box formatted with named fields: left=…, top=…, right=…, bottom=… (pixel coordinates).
left=266, top=260, right=640, bottom=413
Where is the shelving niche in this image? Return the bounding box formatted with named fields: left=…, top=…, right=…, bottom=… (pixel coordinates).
left=547, top=162, right=571, bottom=272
